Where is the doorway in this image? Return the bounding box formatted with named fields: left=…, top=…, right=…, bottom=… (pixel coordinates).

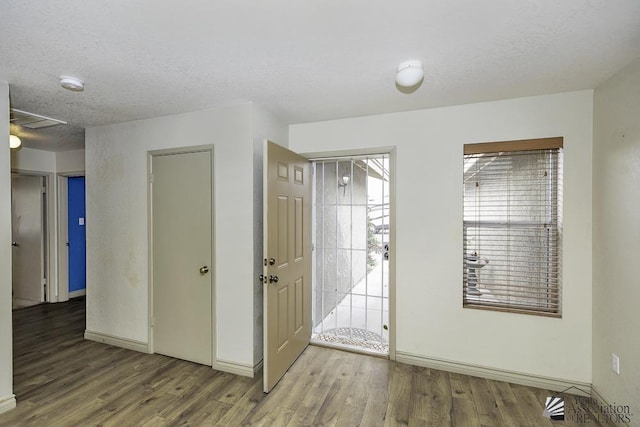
left=149, top=147, right=214, bottom=366
left=11, top=173, right=47, bottom=309
left=67, top=177, right=86, bottom=297
left=311, top=155, right=391, bottom=355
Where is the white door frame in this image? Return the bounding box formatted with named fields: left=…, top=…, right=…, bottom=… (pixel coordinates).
left=11, top=169, right=57, bottom=304
left=146, top=145, right=216, bottom=362
left=302, top=146, right=397, bottom=361
left=56, top=172, right=86, bottom=303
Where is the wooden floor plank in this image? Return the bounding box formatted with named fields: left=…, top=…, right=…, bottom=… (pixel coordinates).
left=489, top=380, right=529, bottom=427
left=334, top=356, right=383, bottom=426
left=286, top=351, right=352, bottom=426
left=509, top=384, right=553, bottom=427
left=273, top=346, right=332, bottom=412
left=425, top=367, right=453, bottom=426
left=0, top=297, right=599, bottom=427
left=408, top=365, right=432, bottom=422
left=449, top=372, right=474, bottom=401
left=468, top=375, right=504, bottom=426
left=213, top=381, right=265, bottom=425
left=451, top=397, right=480, bottom=427
left=310, top=350, right=358, bottom=426
left=385, top=361, right=413, bottom=425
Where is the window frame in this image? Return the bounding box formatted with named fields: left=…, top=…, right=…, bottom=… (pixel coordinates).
left=462, top=137, right=563, bottom=317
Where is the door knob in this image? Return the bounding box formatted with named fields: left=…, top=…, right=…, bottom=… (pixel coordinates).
left=258, top=274, right=267, bottom=283
left=269, top=258, right=276, bottom=265
left=269, top=275, right=279, bottom=284
left=199, top=266, right=210, bottom=275
left=11, top=242, right=18, bottom=247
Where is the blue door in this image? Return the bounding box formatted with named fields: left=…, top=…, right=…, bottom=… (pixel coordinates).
left=68, top=177, right=86, bottom=293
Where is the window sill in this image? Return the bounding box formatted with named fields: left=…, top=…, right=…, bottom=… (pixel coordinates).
left=463, top=302, right=561, bottom=318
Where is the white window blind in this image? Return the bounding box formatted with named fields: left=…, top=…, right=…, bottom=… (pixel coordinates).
left=463, top=138, right=563, bottom=316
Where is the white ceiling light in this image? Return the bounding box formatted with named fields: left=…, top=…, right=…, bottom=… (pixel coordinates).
left=395, top=60, right=424, bottom=88
left=9, top=135, right=22, bottom=149
left=60, top=76, right=84, bottom=92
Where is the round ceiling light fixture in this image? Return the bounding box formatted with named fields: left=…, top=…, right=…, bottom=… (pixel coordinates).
left=395, top=60, right=424, bottom=88
left=9, top=134, right=22, bottom=149
left=60, top=76, right=85, bottom=92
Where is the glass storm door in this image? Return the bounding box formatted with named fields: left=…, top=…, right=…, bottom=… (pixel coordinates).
left=311, top=155, right=390, bottom=355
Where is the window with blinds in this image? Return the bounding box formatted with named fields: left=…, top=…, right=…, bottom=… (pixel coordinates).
left=463, top=137, right=563, bottom=316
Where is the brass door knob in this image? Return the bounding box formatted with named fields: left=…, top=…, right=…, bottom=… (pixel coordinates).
left=199, top=266, right=209, bottom=275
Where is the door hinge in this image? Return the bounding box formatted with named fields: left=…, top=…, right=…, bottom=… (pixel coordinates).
left=149, top=174, right=154, bottom=183
left=150, top=316, right=154, bottom=327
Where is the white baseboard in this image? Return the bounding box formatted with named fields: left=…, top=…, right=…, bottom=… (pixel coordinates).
left=13, top=298, right=40, bottom=308
left=395, top=351, right=591, bottom=396
left=591, top=385, right=607, bottom=403
left=69, top=289, right=86, bottom=298
left=84, top=330, right=150, bottom=354
left=0, top=394, right=16, bottom=415
left=215, top=358, right=263, bottom=378
left=254, top=359, right=264, bottom=375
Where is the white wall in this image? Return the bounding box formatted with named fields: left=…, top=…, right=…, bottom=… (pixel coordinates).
left=10, top=147, right=56, bottom=172
left=85, top=104, right=258, bottom=368
left=56, top=149, right=85, bottom=174
left=0, top=82, right=15, bottom=413
left=251, top=104, right=289, bottom=365
left=593, top=58, right=640, bottom=416
left=290, top=90, right=593, bottom=384
left=10, top=147, right=85, bottom=175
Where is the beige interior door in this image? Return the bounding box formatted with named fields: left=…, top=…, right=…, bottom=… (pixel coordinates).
left=263, top=140, right=311, bottom=392
left=11, top=174, right=45, bottom=303
left=151, top=150, right=213, bottom=366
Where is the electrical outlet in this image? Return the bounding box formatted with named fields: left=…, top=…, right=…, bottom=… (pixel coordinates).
left=612, top=353, right=620, bottom=375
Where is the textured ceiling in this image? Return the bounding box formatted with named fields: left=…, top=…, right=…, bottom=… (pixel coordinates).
left=2, top=0, right=640, bottom=151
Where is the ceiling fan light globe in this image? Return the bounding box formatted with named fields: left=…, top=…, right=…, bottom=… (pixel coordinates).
left=9, top=135, right=22, bottom=149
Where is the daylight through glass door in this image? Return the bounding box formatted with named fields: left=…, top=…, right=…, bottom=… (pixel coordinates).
left=311, top=155, right=390, bottom=355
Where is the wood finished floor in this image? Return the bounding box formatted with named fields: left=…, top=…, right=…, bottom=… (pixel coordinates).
left=0, top=298, right=614, bottom=426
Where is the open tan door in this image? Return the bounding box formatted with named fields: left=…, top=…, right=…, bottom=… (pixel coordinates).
left=263, top=140, right=311, bottom=393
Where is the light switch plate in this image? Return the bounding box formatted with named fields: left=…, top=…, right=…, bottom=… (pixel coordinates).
left=612, top=353, right=620, bottom=375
